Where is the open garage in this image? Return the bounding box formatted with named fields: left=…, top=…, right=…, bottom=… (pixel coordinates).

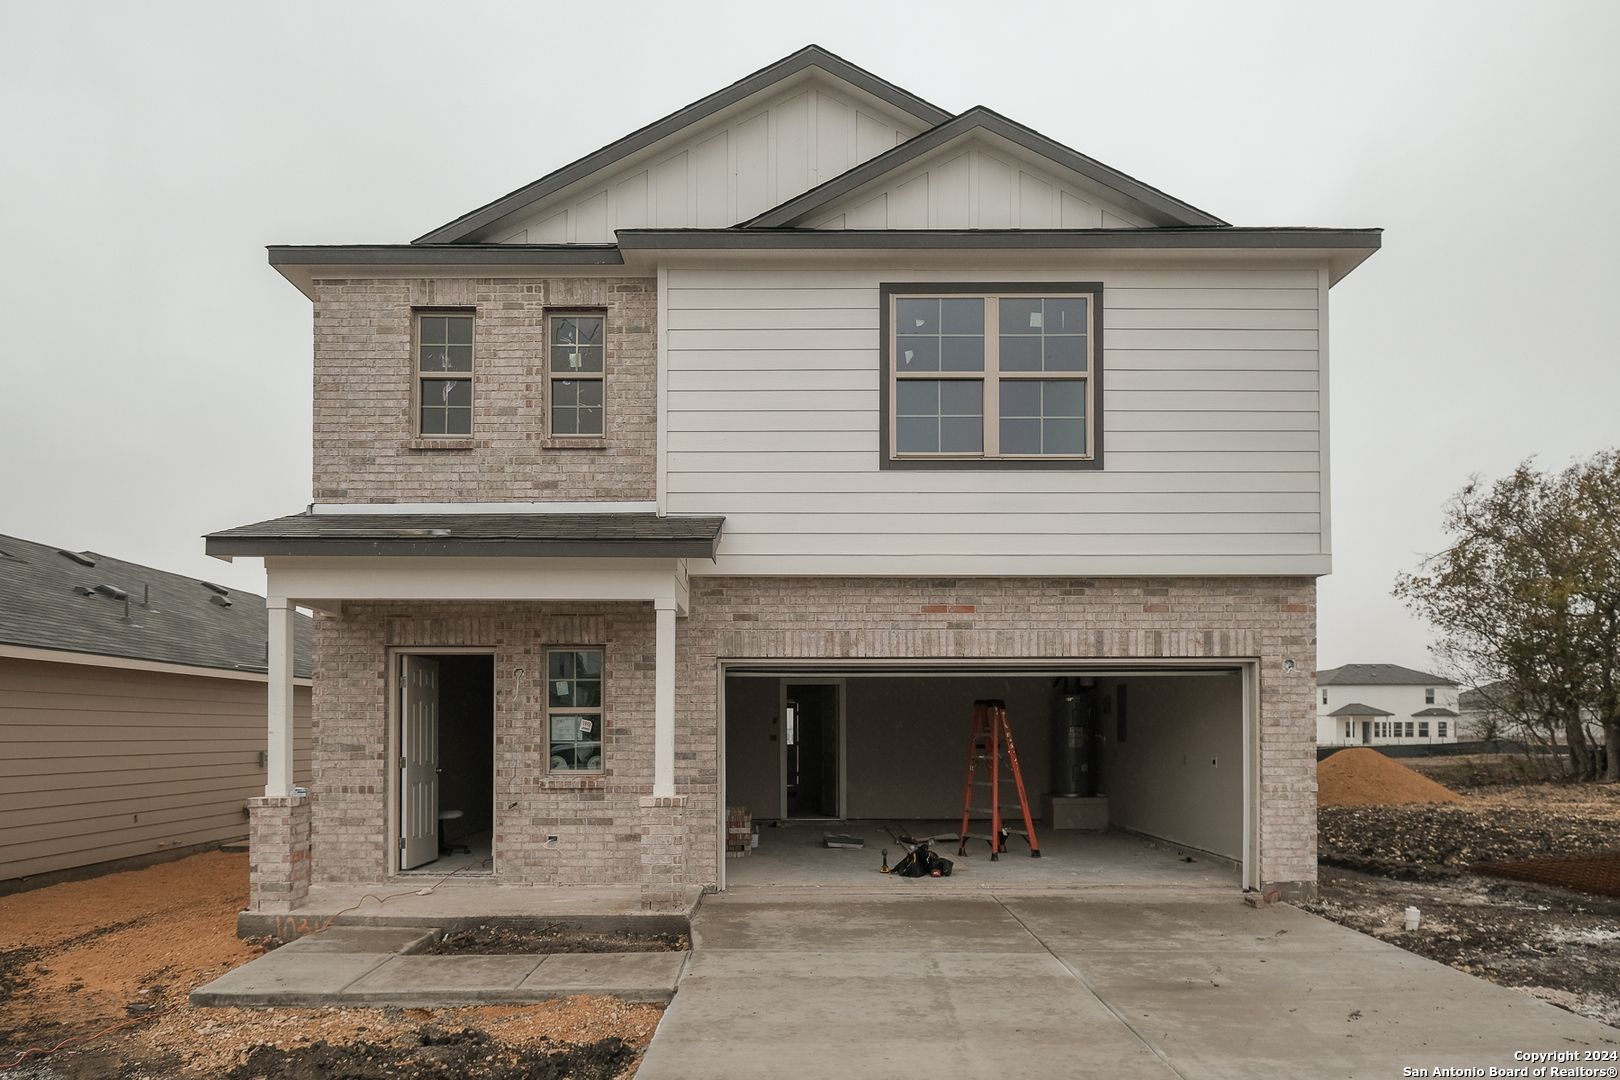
left=722, top=663, right=1253, bottom=882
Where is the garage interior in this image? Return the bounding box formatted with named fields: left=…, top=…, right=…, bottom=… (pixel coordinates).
left=724, top=667, right=1247, bottom=885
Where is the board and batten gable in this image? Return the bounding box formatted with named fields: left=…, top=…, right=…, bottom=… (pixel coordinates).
left=662, top=264, right=1330, bottom=577
left=803, top=135, right=1156, bottom=231
left=486, top=81, right=922, bottom=245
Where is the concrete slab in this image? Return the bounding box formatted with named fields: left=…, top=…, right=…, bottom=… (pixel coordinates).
left=517, top=953, right=689, bottom=1002
left=339, top=955, right=545, bottom=1004
left=189, top=951, right=389, bottom=1007
left=636, top=886, right=1620, bottom=1080
left=275, top=926, right=438, bottom=955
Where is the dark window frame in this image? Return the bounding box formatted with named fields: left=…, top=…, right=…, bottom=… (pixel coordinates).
left=546, top=310, right=607, bottom=440
left=879, top=281, right=1104, bottom=471
left=413, top=308, right=477, bottom=440
left=544, top=645, right=605, bottom=773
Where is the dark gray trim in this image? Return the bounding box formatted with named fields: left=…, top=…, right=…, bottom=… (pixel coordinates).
left=743, top=107, right=1227, bottom=230
left=878, top=282, right=1104, bottom=472
left=206, top=537, right=719, bottom=559
left=617, top=227, right=1382, bottom=251
left=269, top=245, right=625, bottom=267
left=412, top=45, right=953, bottom=245
left=205, top=512, right=726, bottom=561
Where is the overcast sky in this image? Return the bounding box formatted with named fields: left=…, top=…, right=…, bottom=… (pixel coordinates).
left=4, top=1, right=1616, bottom=673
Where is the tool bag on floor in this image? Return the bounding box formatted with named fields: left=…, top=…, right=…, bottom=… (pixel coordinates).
left=891, top=846, right=953, bottom=878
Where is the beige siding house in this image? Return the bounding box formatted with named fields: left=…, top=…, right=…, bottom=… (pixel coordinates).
left=211, top=45, right=1379, bottom=912
left=0, top=533, right=312, bottom=890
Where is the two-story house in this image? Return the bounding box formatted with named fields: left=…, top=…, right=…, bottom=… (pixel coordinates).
left=208, top=45, right=1379, bottom=911
left=1316, top=664, right=1460, bottom=747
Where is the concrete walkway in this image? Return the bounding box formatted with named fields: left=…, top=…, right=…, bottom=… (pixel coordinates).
left=636, top=886, right=1620, bottom=1080
left=190, top=925, right=687, bottom=1007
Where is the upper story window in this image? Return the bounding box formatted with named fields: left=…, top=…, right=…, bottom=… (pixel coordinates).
left=416, top=313, right=474, bottom=437
left=880, top=283, right=1103, bottom=471
left=1425, top=688, right=1436, bottom=704
left=548, top=313, right=605, bottom=437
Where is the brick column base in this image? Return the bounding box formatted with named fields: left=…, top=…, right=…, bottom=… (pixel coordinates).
left=246, top=795, right=311, bottom=913
left=639, top=795, right=688, bottom=912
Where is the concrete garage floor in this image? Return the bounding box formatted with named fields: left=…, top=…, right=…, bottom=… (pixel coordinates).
left=726, top=820, right=1238, bottom=889
left=639, top=886, right=1620, bottom=1080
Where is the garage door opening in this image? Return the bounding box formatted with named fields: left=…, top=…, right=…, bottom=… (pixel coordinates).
left=724, top=665, right=1248, bottom=883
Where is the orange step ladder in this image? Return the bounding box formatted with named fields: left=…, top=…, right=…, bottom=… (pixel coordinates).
left=957, top=699, right=1041, bottom=860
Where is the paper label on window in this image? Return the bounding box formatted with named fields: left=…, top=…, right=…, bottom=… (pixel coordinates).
left=554, top=680, right=568, bottom=697
left=579, top=718, right=593, bottom=734
left=569, top=352, right=582, bottom=368
left=1029, top=312, right=1044, bottom=328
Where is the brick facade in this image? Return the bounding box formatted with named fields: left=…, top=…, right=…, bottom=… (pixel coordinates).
left=306, top=600, right=718, bottom=888
left=295, top=576, right=1316, bottom=900
left=246, top=795, right=311, bottom=913
left=675, top=575, right=1320, bottom=893
left=310, top=277, right=656, bottom=504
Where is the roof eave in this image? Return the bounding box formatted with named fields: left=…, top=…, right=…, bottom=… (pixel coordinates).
left=268, top=244, right=626, bottom=299
left=205, top=536, right=720, bottom=561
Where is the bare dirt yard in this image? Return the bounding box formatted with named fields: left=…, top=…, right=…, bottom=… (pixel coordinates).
left=0, top=852, right=664, bottom=1079
left=1304, top=751, right=1620, bottom=1029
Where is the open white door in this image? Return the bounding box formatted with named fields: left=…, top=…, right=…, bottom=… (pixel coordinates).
left=400, top=655, right=440, bottom=870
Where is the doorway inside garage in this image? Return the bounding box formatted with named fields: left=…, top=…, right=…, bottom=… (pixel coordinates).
left=724, top=664, right=1251, bottom=882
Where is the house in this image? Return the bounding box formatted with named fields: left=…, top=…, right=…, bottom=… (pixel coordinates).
left=207, top=45, right=1380, bottom=910
left=0, top=532, right=312, bottom=891
left=1316, top=664, right=1459, bottom=747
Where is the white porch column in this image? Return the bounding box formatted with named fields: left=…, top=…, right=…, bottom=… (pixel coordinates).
left=654, top=598, right=677, bottom=798
left=265, top=597, right=297, bottom=797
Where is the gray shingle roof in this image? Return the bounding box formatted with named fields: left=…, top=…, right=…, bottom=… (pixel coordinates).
left=205, top=512, right=725, bottom=560
left=1411, top=707, right=1460, bottom=718
left=1317, top=664, right=1455, bottom=687
left=1327, top=702, right=1394, bottom=717
left=0, top=532, right=312, bottom=677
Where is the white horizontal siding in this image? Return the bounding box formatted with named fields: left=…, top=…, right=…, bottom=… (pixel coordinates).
left=664, top=265, right=1328, bottom=574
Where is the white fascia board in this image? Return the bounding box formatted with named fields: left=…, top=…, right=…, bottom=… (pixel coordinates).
left=688, top=554, right=1332, bottom=577
left=309, top=501, right=659, bottom=515
left=0, top=642, right=313, bottom=686
left=267, top=556, right=690, bottom=614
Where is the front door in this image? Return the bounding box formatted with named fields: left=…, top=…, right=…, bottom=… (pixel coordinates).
left=400, top=655, right=440, bottom=870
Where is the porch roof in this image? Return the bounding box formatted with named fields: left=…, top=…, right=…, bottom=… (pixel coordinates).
left=206, top=512, right=725, bottom=561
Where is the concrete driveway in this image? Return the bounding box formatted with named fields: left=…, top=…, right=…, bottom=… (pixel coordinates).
left=637, top=886, right=1619, bottom=1079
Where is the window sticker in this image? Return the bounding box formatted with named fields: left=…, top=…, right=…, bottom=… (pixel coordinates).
left=579, top=717, right=593, bottom=734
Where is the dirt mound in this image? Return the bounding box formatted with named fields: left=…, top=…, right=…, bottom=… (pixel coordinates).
left=1317, top=747, right=1467, bottom=807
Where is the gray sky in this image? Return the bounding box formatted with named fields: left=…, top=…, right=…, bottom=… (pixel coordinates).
left=4, top=0, right=1616, bottom=672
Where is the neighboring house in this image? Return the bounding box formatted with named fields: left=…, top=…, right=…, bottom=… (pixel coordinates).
left=1316, top=664, right=1459, bottom=747
left=208, top=45, right=1380, bottom=910
left=1457, top=683, right=1607, bottom=745
left=0, top=532, right=312, bottom=891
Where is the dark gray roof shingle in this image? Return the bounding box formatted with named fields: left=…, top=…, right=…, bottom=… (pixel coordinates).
left=1327, top=702, right=1394, bottom=717
left=0, top=532, right=312, bottom=677
left=205, top=512, right=725, bottom=560
left=1317, top=664, right=1454, bottom=687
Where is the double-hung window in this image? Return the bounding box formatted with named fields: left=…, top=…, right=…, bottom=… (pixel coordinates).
left=881, top=283, right=1102, bottom=469
left=547, top=648, right=603, bottom=772
left=416, top=313, right=474, bottom=437
left=548, top=313, right=605, bottom=437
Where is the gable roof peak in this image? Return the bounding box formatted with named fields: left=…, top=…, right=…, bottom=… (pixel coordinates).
left=741, top=101, right=1228, bottom=230
left=413, top=44, right=952, bottom=246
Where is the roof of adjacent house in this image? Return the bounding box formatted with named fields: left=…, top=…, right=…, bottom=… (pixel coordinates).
left=1317, top=664, right=1455, bottom=687
left=1411, top=707, right=1460, bottom=718
left=1327, top=702, right=1394, bottom=717
left=0, top=532, right=312, bottom=677
left=205, top=512, right=726, bottom=561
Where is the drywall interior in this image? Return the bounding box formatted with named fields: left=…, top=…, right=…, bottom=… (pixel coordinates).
left=1095, top=672, right=1243, bottom=860
left=843, top=676, right=1054, bottom=818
